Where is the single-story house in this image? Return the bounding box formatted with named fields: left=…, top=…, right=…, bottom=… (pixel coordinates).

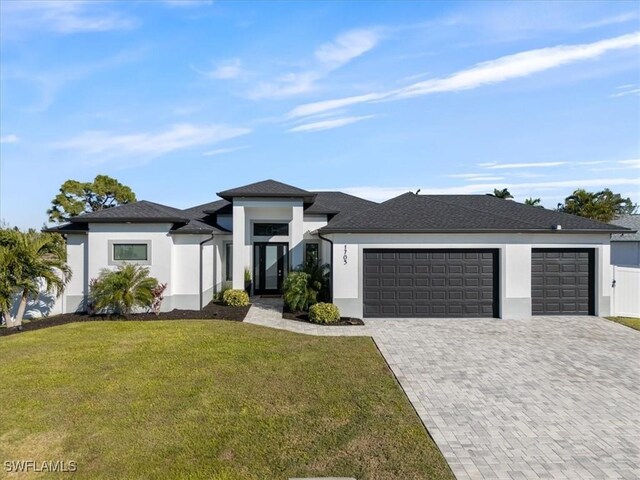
left=48, top=179, right=632, bottom=319
left=609, top=215, right=640, bottom=267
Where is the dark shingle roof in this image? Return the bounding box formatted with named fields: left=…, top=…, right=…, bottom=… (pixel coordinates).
left=610, top=215, right=640, bottom=241
left=319, top=193, right=633, bottom=234
left=182, top=199, right=231, bottom=217
left=306, top=191, right=377, bottom=223
left=170, top=219, right=227, bottom=235
left=44, top=223, right=89, bottom=234
left=70, top=201, right=189, bottom=223
left=217, top=179, right=316, bottom=202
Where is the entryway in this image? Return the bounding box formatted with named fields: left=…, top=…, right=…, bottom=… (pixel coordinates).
left=253, top=243, right=289, bottom=294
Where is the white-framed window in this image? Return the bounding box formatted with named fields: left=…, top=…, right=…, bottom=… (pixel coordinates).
left=108, top=240, right=151, bottom=265
left=305, top=242, right=319, bottom=265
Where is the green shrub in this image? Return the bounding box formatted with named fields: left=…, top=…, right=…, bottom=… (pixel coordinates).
left=90, top=264, right=158, bottom=316
left=222, top=289, right=250, bottom=307
left=283, top=271, right=311, bottom=311
left=217, top=281, right=233, bottom=301
left=309, top=302, right=340, bottom=324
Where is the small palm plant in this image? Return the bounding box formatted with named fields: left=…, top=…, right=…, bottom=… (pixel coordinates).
left=90, top=264, right=159, bottom=316
left=0, top=229, right=71, bottom=328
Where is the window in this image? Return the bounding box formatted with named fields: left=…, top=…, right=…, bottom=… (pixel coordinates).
left=113, top=243, right=148, bottom=261
left=305, top=243, right=319, bottom=265
left=253, top=223, right=289, bottom=236
left=225, top=243, right=233, bottom=281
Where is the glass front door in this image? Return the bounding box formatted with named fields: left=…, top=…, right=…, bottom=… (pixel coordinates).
left=253, top=243, right=289, bottom=294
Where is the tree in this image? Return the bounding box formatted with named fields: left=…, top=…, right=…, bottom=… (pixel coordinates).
left=48, top=175, right=136, bottom=223
left=489, top=188, right=513, bottom=199
left=90, top=264, right=159, bottom=316
left=0, top=229, right=71, bottom=328
left=524, top=197, right=542, bottom=207
left=557, top=189, right=637, bottom=222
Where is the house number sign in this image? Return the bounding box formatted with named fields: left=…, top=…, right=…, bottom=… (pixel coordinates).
left=343, top=245, right=348, bottom=265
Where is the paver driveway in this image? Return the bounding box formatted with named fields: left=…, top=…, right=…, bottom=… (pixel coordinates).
left=367, top=316, right=640, bottom=480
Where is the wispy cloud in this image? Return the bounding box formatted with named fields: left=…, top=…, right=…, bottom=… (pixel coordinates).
left=288, top=32, right=640, bottom=118
left=247, top=28, right=380, bottom=99
left=479, top=161, right=567, bottom=169
left=202, top=145, right=248, bottom=156
left=192, top=58, right=245, bottom=80
left=447, top=173, right=505, bottom=181
left=618, top=158, right=640, bottom=167
left=610, top=84, right=640, bottom=98
left=0, top=134, right=20, bottom=144
left=288, top=115, right=374, bottom=133
left=0, top=1, right=138, bottom=37
left=55, top=124, right=251, bottom=166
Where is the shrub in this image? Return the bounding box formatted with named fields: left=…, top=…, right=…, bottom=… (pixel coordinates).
left=222, top=289, right=249, bottom=307
left=309, top=302, right=340, bottom=324
left=283, top=271, right=311, bottom=311
left=297, top=260, right=331, bottom=303
left=150, top=283, right=168, bottom=316
left=217, top=281, right=232, bottom=301
left=90, top=264, right=158, bottom=316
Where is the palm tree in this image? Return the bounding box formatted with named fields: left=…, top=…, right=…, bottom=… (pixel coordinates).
left=90, top=264, right=158, bottom=316
left=0, top=229, right=71, bottom=328
left=524, top=197, right=542, bottom=207
left=558, top=188, right=636, bottom=222
left=489, top=188, right=514, bottom=199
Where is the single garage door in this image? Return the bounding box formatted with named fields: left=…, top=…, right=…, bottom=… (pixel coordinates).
left=363, top=249, right=499, bottom=318
left=531, top=248, right=595, bottom=315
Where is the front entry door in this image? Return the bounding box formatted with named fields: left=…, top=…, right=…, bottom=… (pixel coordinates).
left=254, top=243, right=289, bottom=294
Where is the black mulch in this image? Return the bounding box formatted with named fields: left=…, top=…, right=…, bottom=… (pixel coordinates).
left=282, top=307, right=364, bottom=326
left=0, top=302, right=250, bottom=337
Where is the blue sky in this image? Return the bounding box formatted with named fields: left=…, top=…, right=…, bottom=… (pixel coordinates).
left=1, top=0, right=639, bottom=229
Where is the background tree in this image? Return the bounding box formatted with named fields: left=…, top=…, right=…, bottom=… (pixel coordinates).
left=524, top=197, right=542, bottom=207
left=557, top=188, right=636, bottom=222
left=489, top=188, right=514, bottom=199
left=48, top=175, right=136, bottom=223
left=0, top=229, right=71, bottom=328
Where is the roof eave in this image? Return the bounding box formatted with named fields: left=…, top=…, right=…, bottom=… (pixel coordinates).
left=70, top=217, right=189, bottom=223
left=318, top=228, right=630, bottom=234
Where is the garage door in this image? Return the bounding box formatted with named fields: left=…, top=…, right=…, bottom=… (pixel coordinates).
left=531, top=249, right=594, bottom=315
left=363, top=249, right=499, bottom=318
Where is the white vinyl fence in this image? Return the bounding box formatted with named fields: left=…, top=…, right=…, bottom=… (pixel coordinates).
left=611, top=266, right=640, bottom=318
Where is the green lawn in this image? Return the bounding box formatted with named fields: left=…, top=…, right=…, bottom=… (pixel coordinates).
left=0, top=321, right=453, bottom=480
left=606, top=316, right=640, bottom=331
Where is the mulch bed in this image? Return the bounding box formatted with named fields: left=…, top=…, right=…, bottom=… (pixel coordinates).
left=282, top=307, right=364, bottom=326
left=0, top=302, right=250, bottom=337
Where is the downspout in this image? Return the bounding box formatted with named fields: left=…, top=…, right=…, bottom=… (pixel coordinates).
left=316, top=231, right=334, bottom=301
left=199, top=234, right=215, bottom=310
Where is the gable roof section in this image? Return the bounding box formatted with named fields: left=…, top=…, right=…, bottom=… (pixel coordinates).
left=319, top=193, right=633, bottom=234
left=70, top=201, right=189, bottom=223
left=610, top=215, right=640, bottom=241
left=217, top=179, right=316, bottom=202
left=182, top=199, right=230, bottom=217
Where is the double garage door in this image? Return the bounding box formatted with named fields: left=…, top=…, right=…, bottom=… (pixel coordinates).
left=363, top=248, right=595, bottom=318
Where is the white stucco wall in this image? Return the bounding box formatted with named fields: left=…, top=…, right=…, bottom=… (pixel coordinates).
left=327, top=232, right=613, bottom=319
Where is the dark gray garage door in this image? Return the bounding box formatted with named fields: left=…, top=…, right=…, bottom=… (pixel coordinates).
left=363, top=249, right=499, bottom=318
left=531, top=249, right=594, bottom=315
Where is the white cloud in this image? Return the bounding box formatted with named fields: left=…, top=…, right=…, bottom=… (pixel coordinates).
left=0, top=1, right=137, bottom=37
left=315, top=29, right=379, bottom=69
left=610, top=84, right=640, bottom=98
left=193, top=58, right=244, bottom=80
left=0, top=134, right=20, bottom=144
left=247, top=28, right=379, bottom=99
left=618, top=159, right=640, bottom=167
left=479, top=161, right=567, bottom=169
left=55, top=124, right=251, bottom=165
left=447, top=173, right=505, bottom=181
left=288, top=115, right=374, bottom=133
left=202, top=145, right=248, bottom=156
left=288, top=31, right=640, bottom=118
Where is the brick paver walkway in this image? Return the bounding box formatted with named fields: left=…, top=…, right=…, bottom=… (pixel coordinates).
left=246, top=298, right=640, bottom=480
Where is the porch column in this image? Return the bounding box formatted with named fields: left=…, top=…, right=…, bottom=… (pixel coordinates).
left=232, top=202, right=246, bottom=290
left=290, top=204, right=304, bottom=268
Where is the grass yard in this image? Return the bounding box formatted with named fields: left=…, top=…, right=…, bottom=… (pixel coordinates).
left=0, top=321, right=453, bottom=480
left=606, top=316, right=640, bottom=331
